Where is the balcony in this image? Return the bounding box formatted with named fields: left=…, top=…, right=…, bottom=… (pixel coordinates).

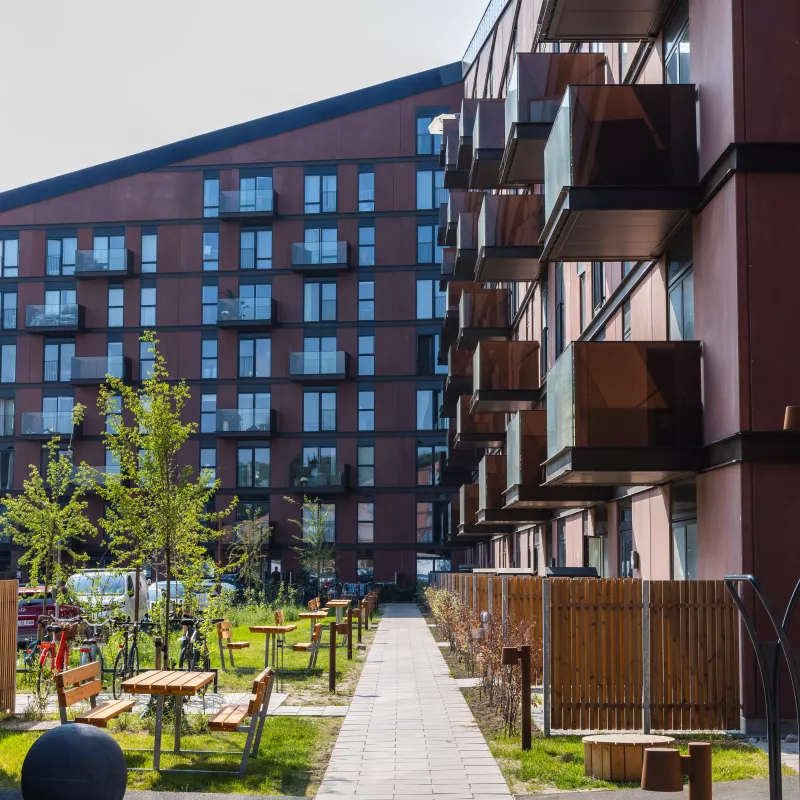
left=216, top=408, right=275, bottom=438
left=25, top=304, right=84, bottom=332
left=437, top=203, right=448, bottom=246
left=504, top=410, right=613, bottom=511
left=75, top=249, right=134, bottom=278
left=479, top=454, right=549, bottom=525
left=439, top=248, right=455, bottom=288
left=500, top=53, right=606, bottom=186
left=218, top=189, right=277, bottom=222
left=454, top=212, right=478, bottom=280
left=457, top=287, right=510, bottom=349
left=86, top=465, right=124, bottom=487
left=437, top=432, right=476, bottom=486
left=443, top=117, right=469, bottom=190
left=457, top=99, right=479, bottom=171
left=217, top=297, right=276, bottom=330
left=537, top=0, right=674, bottom=41
left=70, top=356, right=132, bottom=385
left=455, top=395, right=505, bottom=450
left=544, top=341, right=704, bottom=486
left=469, top=100, right=505, bottom=190
left=444, top=190, right=466, bottom=247
left=288, top=350, right=350, bottom=382
left=542, top=84, right=699, bottom=262
left=458, top=483, right=512, bottom=541
left=20, top=412, right=77, bottom=439
left=470, top=340, right=541, bottom=414
left=439, top=281, right=472, bottom=363
left=291, top=241, right=350, bottom=275
left=474, top=195, right=545, bottom=283
left=442, top=346, right=473, bottom=418
left=289, top=460, right=349, bottom=494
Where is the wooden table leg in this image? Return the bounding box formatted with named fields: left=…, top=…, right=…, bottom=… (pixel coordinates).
left=264, top=633, right=271, bottom=668
left=153, top=694, right=164, bottom=771
left=174, top=695, right=182, bottom=753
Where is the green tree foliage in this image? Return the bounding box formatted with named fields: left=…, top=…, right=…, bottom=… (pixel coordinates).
left=286, top=495, right=336, bottom=585
left=227, top=505, right=272, bottom=596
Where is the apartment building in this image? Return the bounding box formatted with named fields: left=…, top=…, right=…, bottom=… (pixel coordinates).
left=0, top=65, right=468, bottom=584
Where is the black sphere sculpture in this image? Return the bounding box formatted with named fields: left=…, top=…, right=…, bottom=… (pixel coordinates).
left=21, top=724, right=127, bottom=800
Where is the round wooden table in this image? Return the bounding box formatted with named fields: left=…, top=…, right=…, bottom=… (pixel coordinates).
left=582, top=733, right=675, bottom=782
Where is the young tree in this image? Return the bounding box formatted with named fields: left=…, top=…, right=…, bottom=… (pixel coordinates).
left=287, top=495, right=336, bottom=589
left=1, top=406, right=95, bottom=624
left=227, top=505, right=272, bottom=596
left=95, top=332, right=235, bottom=660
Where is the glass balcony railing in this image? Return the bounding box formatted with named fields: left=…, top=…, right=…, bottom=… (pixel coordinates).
left=290, top=460, right=348, bottom=491
left=459, top=98, right=480, bottom=143
left=219, top=189, right=275, bottom=215
left=217, top=298, right=274, bottom=325
left=479, top=454, right=507, bottom=511
left=458, top=288, right=510, bottom=333
left=456, top=213, right=478, bottom=269
left=473, top=100, right=505, bottom=152
left=459, top=483, right=479, bottom=529
left=506, top=410, right=548, bottom=489
left=473, top=340, right=540, bottom=393
left=440, top=248, right=455, bottom=281
left=21, top=412, right=74, bottom=436
left=478, top=194, right=544, bottom=250
left=88, top=465, right=122, bottom=485
left=25, top=304, right=83, bottom=329
left=216, top=408, right=272, bottom=434
left=289, top=351, right=348, bottom=378
left=442, top=117, right=460, bottom=170
left=71, top=356, right=131, bottom=382
left=434, top=293, right=447, bottom=319
left=456, top=395, right=505, bottom=445
left=445, top=281, right=472, bottom=313
left=75, top=249, right=133, bottom=275
left=291, top=241, right=349, bottom=267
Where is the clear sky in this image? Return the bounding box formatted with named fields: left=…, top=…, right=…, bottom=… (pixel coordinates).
left=0, top=0, right=489, bottom=192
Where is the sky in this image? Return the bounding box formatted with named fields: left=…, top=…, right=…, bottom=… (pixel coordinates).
left=0, top=0, right=489, bottom=192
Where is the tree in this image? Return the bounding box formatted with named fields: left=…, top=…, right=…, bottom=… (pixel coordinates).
left=1, top=406, right=95, bottom=624
left=287, top=495, right=336, bottom=587
left=95, top=331, right=235, bottom=660
left=227, top=505, right=272, bottom=596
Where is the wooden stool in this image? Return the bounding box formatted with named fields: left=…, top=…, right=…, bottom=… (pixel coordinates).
left=582, top=734, right=676, bottom=782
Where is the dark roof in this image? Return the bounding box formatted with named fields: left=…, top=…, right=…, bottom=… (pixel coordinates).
left=0, top=62, right=464, bottom=213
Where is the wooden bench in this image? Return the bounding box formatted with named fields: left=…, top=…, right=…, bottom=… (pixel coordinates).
left=55, top=661, right=135, bottom=727
left=583, top=734, right=676, bottom=782
left=307, top=598, right=321, bottom=612
left=292, top=622, right=324, bottom=674
left=208, top=667, right=274, bottom=775
left=217, top=620, right=250, bottom=670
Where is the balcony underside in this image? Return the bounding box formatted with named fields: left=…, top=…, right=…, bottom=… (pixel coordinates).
left=469, top=149, right=503, bottom=190
left=444, top=167, right=469, bottom=190
left=442, top=377, right=472, bottom=417
left=438, top=317, right=459, bottom=365
left=477, top=507, right=551, bottom=525
left=438, top=464, right=475, bottom=487
left=474, top=246, right=544, bottom=283
left=445, top=224, right=457, bottom=248
left=541, top=187, right=699, bottom=262
left=499, top=123, right=552, bottom=186
left=454, top=249, right=477, bottom=279
left=288, top=372, right=348, bottom=384
left=217, top=429, right=272, bottom=439
left=455, top=431, right=506, bottom=450
left=457, top=525, right=511, bottom=541
left=290, top=262, right=349, bottom=276
left=504, top=483, right=613, bottom=509
left=538, top=0, right=672, bottom=41
left=219, top=209, right=276, bottom=223
left=289, top=482, right=347, bottom=495
left=470, top=389, right=540, bottom=415
left=217, top=318, right=274, bottom=331
left=457, top=325, right=511, bottom=350
left=76, top=267, right=133, bottom=279
left=542, top=446, right=705, bottom=486
left=457, top=138, right=473, bottom=171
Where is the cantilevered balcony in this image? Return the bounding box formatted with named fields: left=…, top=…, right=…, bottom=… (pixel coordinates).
left=217, top=297, right=276, bottom=330
left=444, top=190, right=466, bottom=247
left=75, top=249, right=134, bottom=278
left=457, top=287, right=510, bottom=349
left=457, top=99, right=479, bottom=171
left=437, top=431, right=476, bottom=486
left=216, top=408, right=275, bottom=437
left=26, top=304, right=84, bottom=332
left=439, top=248, right=456, bottom=288
left=443, top=117, right=469, bottom=189
left=442, top=346, right=473, bottom=418
left=439, top=281, right=472, bottom=363
left=544, top=341, right=704, bottom=486
left=291, top=241, right=350, bottom=275
left=20, top=412, right=77, bottom=438
left=70, top=356, right=132, bottom=385
left=474, top=195, right=545, bottom=283
left=541, top=84, right=698, bottom=262
left=454, top=212, right=478, bottom=280
left=437, top=203, right=448, bottom=246
left=459, top=483, right=513, bottom=541
left=504, top=410, right=612, bottom=511
left=470, top=341, right=540, bottom=414
left=537, top=0, right=674, bottom=42
left=290, top=459, right=349, bottom=494
left=219, top=189, right=276, bottom=222
left=288, top=350, right=350, bottom=382
left=469, top=100, right=506, bottom=190
left=479, top=454, right=550, bottom=525
left=500, top=53, right=606, bottom=186
left=455, top=395, right=505, bottom=450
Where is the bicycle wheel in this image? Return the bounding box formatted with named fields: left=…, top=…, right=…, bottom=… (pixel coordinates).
left=179, top=642, right=193, bottom=671
left=112, top=648, right=126, bottom=700
left=128, top=645, right=139, bottom=680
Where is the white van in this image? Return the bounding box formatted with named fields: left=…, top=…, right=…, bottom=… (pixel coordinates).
left=67, top=569, right=150, bottom=621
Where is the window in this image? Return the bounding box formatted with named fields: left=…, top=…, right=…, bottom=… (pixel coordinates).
left=237, top=392, right=271, bottom=431
left=202, top=339, right=218, bottom=379
left=358, top=226, right=375, bottom=266
left=302, top=501, right=335, bottom=543
left=44, top=341, right=74, bottom=382
left=239, top=336, right=271, bottom=378
left=416, top=223, right=443, bottom=265
left=619, top=501, right=633, bottom=577
left=623, top=300, right=632, bottom=341
left=203, top=231, right=219, bottom=271
left=417, top=388, right=444, bottom=430
left=664, top=8, right=690, bottom=85
left=202, top=284, right=217, bottom=325
left=304, top=173, right=337, bottom=213
left=417, top=442, right=446, bottom=485
left=303, top=389, right=336, bottom=432
left=358, top=169, right=375, bottom=212
left=417, top=334, right=447, bottom=376
left=90, top=234, right=124, bottom=273
left=0, top=291, right=16, bottom=330
left=108, top=285, right=124, bottom=327
left=671, top=479, right=697, bottom=580
left=416, top=114, right=442, bottom=155
left=358, top=501, right=374, bottom=543
left=622, top=260, right=634, bottom=278
left=0, top=398, right=14, bottom=436
left=46, top=236, right=77, bottom=276
left=203, top=176, right=220, bottom=217
left=240, top=229, right=272, bottom=270
left=200, top=447, right=216, bottom=485
left=578, top=271, right=586, bottom=333
left=358, top=335, right=375, bottom=376
left=416, top=279, right=445, bottom=319
left=201, top=393, right=216, bottom=433
left=0, top=344, right=14, bottom=383
left=237, top=446, right=270, bottom=488
left=358, top=390, right=375, bottom=431
left=416, top=170, right=446, bottom=210
left=358, top=280, right=374, bottom=320
left=668, top=228, right=694, bottom=341
left=358, top=445, right=374, bottom=487
left=358, top=554, right=374, bottom=581
left=0, top=238, right=19, bottom=278
left=106, top=341, right=124, bottom=379
left=0, top=447, right=12, bottom=490
left=591, top=261, right=605, bottom=312
left=140, top=286, right=156, bottom=326
left=141, top=232, right=157, bottom=273
left=554, top=261, right=565, bottom=359
left=140, top=340, right=155, bottom=379
left=557, top=519, right=567, bottom=567
left=45, top=287, right=76, bottom=310
left=239, top=174, right=273, bottom=211
left=42, top=396, right=73, bottom=434
left=303, top=281, right=336, bottom=322
left=238, top=284, right=272, bottom=320
left=303, top=227, right=340, bottom=264
left=416, top=501, right=447, bottom=544
left=105, top=395, right=121, bottom=433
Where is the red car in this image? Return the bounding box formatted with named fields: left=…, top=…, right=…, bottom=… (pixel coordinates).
left=17, top=587, right=80, bottom=646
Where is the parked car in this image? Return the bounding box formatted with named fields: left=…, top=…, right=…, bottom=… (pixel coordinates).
left=17, top=586, right=80, bottom=646
left=148, top=580, right=237, bottom=613
left=66, top=569, right=149, bottom=621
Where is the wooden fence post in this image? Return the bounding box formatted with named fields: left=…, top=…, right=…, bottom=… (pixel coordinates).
left=542, top=578, right=551, bottom=738
left=472, top=573, right=477, bottom=613
left=362, top=599, right=369, bottom=631
left=502, top=577, right=509, bottom=640
left=642, top=579, right=651, bottom=734
left=357, top=603, right=363, bottom=643
left=488, top=578, right=494, bottom=616
left=347, top=608, right=353, bottom=661
left=329, top=621, right=337, bottom=692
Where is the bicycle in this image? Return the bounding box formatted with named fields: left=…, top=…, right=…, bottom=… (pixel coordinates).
left=78, top=618, right=107, bottom=677
left=111, top=617, right=152, bottom=699
left=35, top=616, right=77, bottom=693
left=177, top=614, right=221, bottom=672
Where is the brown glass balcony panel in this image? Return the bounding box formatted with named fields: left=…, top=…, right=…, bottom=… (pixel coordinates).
left=544, top=341, right=703, bottom=486
left=437, top=203, right=448, bottom=246
left=442, top=346, right=473, bottom=417
left=542, top=84, right=699, bottom=262
left=538, top=0, right=674, bottom=42
left=457, top=288, right=511, bottom=349
left=471, top=341, right=541, bottom=414
left=454, top=212, right=478, bottom=279
left=457, top=99, right=480, bottom=171
left=444, top=117, right=470, bottom=188
left=439, top=248, right=456, bottom=289
left=501, top=53, right=606, bottom=186
left=459, top=483, right=514, bottom=539
left=475, top=195, right=545, bottom=283
left=469, top=100, right=505, bottom=190
left=445, top=190, right=468, bottom=246
left=455, top=395, right=506, bottom=450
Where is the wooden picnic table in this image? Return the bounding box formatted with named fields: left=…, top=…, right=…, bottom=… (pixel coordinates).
left=325, top=599, right=351, bottom=623
left=249, top=624, right=297, bottom=669
left=298, top=610, right=330, bottom=637
left=120, top=669, right=215, bottom=771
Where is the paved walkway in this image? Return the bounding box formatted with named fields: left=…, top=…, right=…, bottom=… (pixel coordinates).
left=316, top=603, right=512, bottom=800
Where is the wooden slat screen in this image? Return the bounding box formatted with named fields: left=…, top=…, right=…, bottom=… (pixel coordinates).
left=0, top=580, right=17, bottom=713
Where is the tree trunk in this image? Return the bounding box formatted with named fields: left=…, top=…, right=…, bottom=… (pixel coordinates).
left=163, top=550, right=171, bottom=663
left=134, top=564, right=141, bottom=623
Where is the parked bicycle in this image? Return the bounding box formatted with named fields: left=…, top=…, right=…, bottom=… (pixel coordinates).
left=177, top=613, right=222, bottom=672
left=111, top=616, right=152, bottom=699
left=35, top=615, right=79, bottom=692
left=78, top=618, right=107, bottom=675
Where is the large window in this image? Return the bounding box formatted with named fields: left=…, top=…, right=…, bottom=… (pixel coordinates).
left=358, top=225, right=375, bottom=266
left=239, top=336, right=271, bottom=378
left=200, top=393, right=216, bottom=434
left=0, top=238, right=19, bottom=278
left=302, top=501, right=335, bottom=543
left=358, top=169, right=375, bottom=212
left=303, top=227, right=340, bottom=264
left=417, top=224, right=434, bottom=265
left=201, top=338, right=218, bottom=379
left=203, top=176, right=220, bottom=217
left=358, top=280, right=374, bottom=321
left=42, top=396, right=73, bottom=433
left=578, top=269, right=586, bottom=333
left=239, top=174, right=273, bottom=211
left=202, top=284, right=217, bottom=325
left=0, top=344, right=15, bottom=383
left=416, top=114, right=442, bottom=155
left=0, top=446, right=12, bottom=490
left=44, top=341, right=74, bottom=382
left=671, top=479, right=697, bottom=580
left=203, top=231, right=219, bottom=271
left=417, top=334, right=447, bottom=376
left=303, top=336, right=337, bottom=375
left=140, top=340, right=155, bottom=379
left=237, top=446, right=270, bottom=488
left=619, top=501, right=633, bottom=578
left=358, top=335, right=375, bottom=376
left=664, top=7, right=690, bottom=85
left=557, top=519, right=567, bottom=567
left=237, top=392, right=271, bottom=430
left=358, top=390, right=375, bottom=431
left=305, top=173, right=337, bottom=214
left=238, top=284, right=272, bottom=320
left=108, top=285, right=124, bottom=327
left=416, top=170, right=446, bottom=210
left=303, top=390, right=336, bottom=432
left=591, top=261, right=604, bottom=312
left=417, top=442, right=446, bottom=485
left=200, top=447, right=216, bottom=485
left=304, top=281, right=336, bottom=322
left=416, top=279, right=445, bottom=320
left=416, top=389, right=444, bottom=430
left=358, top=501, right=374, bottom=543
left=358, top=445, right=374, bottom=487
left=0, top=291, right=16, bottom=330
left=46, top=236, right=77, bottom=276
left=141, top=231, right=157, bottom=273
left=140, top=285, right=156, bottom=326
left=240, top=229, right=272, bottom=270
left=668, top=228, right=694, bottom=341
left=0, top=398, right=14, bottom=437
left=416, top=501, right=447, bottom=544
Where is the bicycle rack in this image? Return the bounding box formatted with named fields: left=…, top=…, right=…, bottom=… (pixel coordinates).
left=724, top=574, right=800, bottom=800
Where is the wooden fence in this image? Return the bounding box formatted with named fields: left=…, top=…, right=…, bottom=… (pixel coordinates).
left=0, top=580, right=17, bottom=713
left=432, top=574, right=740, bottom=733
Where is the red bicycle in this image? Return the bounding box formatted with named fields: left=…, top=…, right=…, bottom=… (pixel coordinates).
left=35, top=617, right=77, bottom=692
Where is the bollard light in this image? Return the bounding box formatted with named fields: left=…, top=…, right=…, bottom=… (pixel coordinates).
left=500, top=645, right=532, bottom=751
left=642, top=743, right=712, bottom=800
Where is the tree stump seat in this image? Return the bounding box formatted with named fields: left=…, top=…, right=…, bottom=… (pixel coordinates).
left=582, top=733, right=676, bottom=782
